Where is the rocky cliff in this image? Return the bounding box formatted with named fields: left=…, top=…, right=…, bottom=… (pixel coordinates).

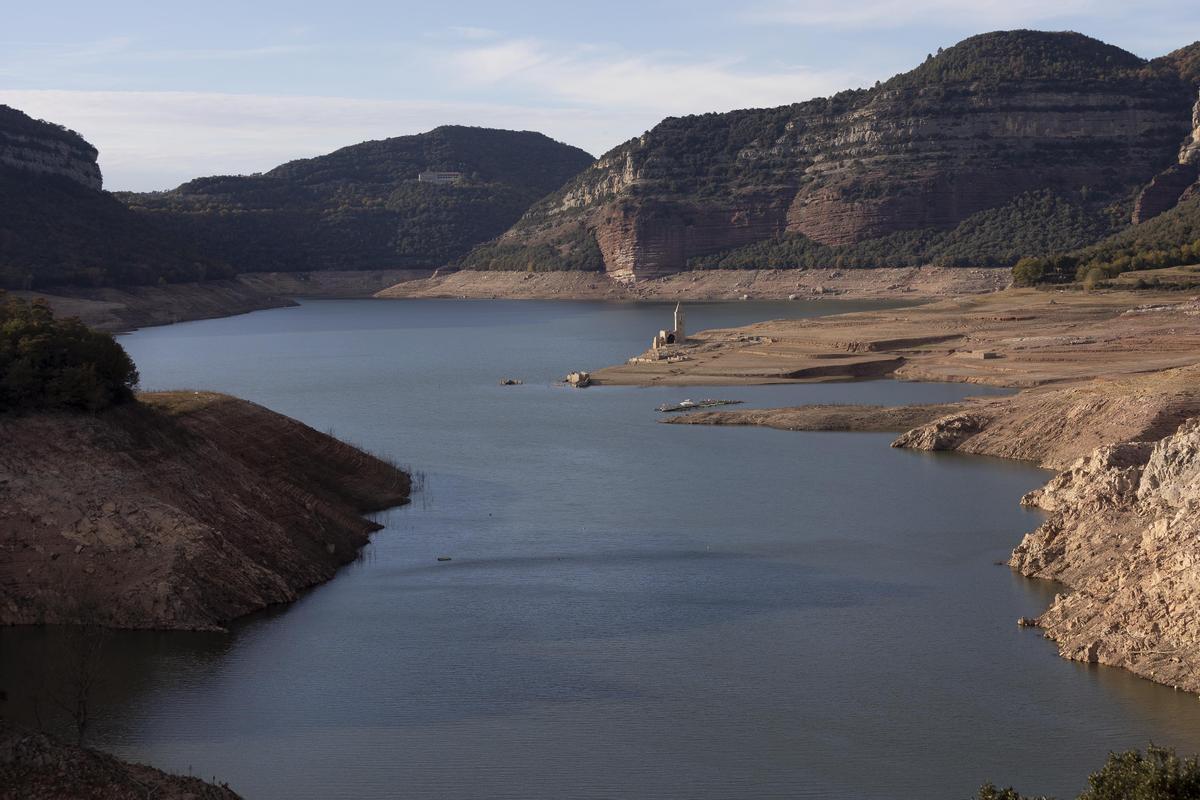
left=1014, top=420, right=1200, bottom=692
left=0, top=105, right=101, bottom=190
left=468, top=31, right=1199, bottom=282
left=122, top=126, right=595, bottom=273
left=0, top=392, right=410, bottom=630
left=1129, top=43, right=1200, bottom=224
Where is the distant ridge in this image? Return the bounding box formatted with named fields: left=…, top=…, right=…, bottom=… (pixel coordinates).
left=464, top=30, right=1200, bottom=282
left=121, top=126, right=596, bottom=274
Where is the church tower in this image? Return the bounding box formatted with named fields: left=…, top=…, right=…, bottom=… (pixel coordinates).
left=673, top=302, right=686, bottom=342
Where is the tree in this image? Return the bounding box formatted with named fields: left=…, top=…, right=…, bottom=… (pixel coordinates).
left=0, top=291, right=138, bottom=413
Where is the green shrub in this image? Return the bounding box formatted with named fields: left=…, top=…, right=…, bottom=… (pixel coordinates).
left=0, top=292, right=138, bottom=413
left=1081, top=745, right=1200, bottom=800
left=973, top=745, right=1200, bottom=800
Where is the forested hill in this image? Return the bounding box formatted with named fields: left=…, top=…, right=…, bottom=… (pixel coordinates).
left=0, top=105, right=223, bottom=290
left=121, top=126, right=595, bottom=273
left=464, top=31, right=1200, bottom=282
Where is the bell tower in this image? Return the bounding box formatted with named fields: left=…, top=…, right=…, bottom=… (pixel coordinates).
left=673, top=302, right=686, bottom=342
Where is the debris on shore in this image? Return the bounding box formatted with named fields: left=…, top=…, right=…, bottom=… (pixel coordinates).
left=565, top=371, right=592, bottom=388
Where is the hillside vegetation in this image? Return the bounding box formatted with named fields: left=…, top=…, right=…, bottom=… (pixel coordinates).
left=0, top=165, right=228, bottom=290
left=123, top=126, right=594, bottom=273
left=693, top=190, right=1121, bottom=270
left=1013, top=195, right=1200, bottom=285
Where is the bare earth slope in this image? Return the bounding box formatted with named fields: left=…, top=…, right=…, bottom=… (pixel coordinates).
left=0, top=721, right=242, bottom=800
left=0, top=392, right=410, bottom=630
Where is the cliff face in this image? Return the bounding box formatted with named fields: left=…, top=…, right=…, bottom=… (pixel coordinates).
left=1013, top=420, right=1200, bottom=692
left=0, top=392, right=410, bottom=631
left=0, top=105, right=101, bottom=190
left=471, top=32, right=1199, bottom=282
left=1129, top=42, right=1200, bottom=224
left=123, top=126, right=595, bottom=273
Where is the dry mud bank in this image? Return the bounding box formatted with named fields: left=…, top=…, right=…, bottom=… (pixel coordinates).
left=628, top=289, right=1200, bottom=691
left=0, top=392, right=410, bottom=631
left=375, top=266, right=1010, bottom=301
left=592, top=290, right=1200, bottom=387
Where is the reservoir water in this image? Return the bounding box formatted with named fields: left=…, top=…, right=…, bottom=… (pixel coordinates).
left=6, top=298, right=1200, bottom=799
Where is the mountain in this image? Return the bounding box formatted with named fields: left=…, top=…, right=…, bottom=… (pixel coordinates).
left=0, top=105, right=224, bottom=290
left=463, top=31, right=1200, bottom=282
left=121, top=127, right=595, bottom=273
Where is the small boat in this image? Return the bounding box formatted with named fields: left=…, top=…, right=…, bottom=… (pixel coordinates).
left=656, top=398, right=743, bottom=413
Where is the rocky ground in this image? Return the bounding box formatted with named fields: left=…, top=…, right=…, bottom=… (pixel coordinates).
left=1010, top=419, right=1200, bottom=692
left=614, top=283, right=1200, bottom=692
left=0, top=392, right=410, bottom=630
left=0, top=721, right=242, bottom=799
left=375, top=266, right=1011, bottom=302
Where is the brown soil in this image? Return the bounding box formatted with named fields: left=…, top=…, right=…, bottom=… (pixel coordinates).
left=0, top=392, right=410, bottom=631
left=0, top=720, right=242, bottom=799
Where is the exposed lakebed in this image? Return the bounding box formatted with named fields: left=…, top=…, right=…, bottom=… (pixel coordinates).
left=5, top=298, right=1200, bottom=799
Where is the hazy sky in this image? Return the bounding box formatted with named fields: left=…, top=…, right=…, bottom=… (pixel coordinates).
left=4, top=0, right=1198, bottom=191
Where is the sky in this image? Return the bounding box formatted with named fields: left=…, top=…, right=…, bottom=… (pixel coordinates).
left=3, top=0, right=1199, bottom=191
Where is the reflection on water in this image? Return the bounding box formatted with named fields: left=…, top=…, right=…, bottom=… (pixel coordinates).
left=3, top=299, right=1199, bottom=800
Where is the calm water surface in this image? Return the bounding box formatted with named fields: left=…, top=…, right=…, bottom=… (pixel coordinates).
left=6, top=298, right=1200, bottom=799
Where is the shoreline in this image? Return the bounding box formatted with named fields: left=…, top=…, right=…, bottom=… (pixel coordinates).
left=15, top=268, right=433, bottom=333
left=615, top=288, right=1200, bottom=692
left=14, top=266, right=1006, bottom=334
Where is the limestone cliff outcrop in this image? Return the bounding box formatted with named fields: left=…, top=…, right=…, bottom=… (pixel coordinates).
left=0, top=105, right=101, bottom=190
left=0, top=392, right=410, bottom=630
left=468, top=32, right=1200, bottom=282
left=1013, top=420, right=1200, bottom=691
left=1131, top=89, right=1200, bottom=224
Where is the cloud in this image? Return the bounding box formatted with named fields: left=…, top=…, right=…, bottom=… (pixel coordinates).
left=444, top=38, right=857, bottom=115
left=444, top=26, right=500, bottom=41
left=2, top=37, right=861, bottom=191
left=1, top=89, right=637, bottom=191
left=742, top=0, right=1099, bottom=28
